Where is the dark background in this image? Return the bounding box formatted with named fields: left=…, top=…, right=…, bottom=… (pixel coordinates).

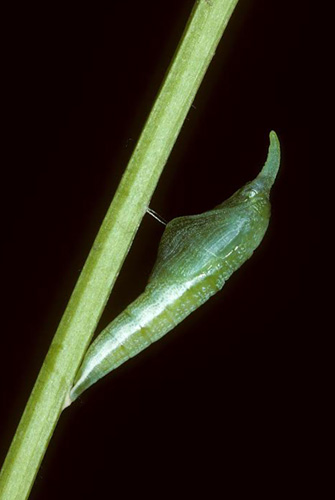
left=1, top=0, right=314, bottom=498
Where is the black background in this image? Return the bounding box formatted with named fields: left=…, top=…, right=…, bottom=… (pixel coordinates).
left=1, top=1, right=314, bottom=498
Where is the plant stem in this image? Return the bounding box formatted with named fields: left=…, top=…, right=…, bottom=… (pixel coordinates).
left=0, top=1, right=239, bottom=498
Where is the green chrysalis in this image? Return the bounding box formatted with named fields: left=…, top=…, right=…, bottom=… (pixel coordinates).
left=68, top=131, right=280, bottom=405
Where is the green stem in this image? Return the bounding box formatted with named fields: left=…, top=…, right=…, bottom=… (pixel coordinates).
left=0, top=1, right=239, bottom=498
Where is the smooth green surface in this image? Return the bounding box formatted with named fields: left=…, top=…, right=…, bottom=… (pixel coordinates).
left=70, top=132, right=280, bottom=402
left=0, top=1, right=240, bottom=499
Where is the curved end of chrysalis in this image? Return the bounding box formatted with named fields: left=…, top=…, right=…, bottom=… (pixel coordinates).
left=61, top=391, right=73, bottom=411
left=257, top=130, right=281, bottom=193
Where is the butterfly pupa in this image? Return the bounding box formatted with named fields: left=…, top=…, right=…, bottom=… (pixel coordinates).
left=67, top=131, right=281, bottom=406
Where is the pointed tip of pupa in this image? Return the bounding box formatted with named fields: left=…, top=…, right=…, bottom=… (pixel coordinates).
left=257, top=130, right=281, bottom=192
